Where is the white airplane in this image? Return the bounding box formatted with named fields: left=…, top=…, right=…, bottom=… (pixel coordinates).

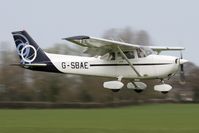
left=12, top=30, right=188, bottom=94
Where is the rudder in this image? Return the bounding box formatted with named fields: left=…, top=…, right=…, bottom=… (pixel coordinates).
left=12, top=30, right=49, bottom=64
left=11, top=30, right=60, bottom=73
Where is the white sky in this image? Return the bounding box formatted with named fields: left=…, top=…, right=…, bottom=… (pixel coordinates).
left=0, top=0, right=198, bottom=66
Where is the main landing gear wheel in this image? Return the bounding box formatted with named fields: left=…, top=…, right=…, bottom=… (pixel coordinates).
left=127, top=82, right=147, bottom=93
left=111, top=89, right=120, bottom=92
left=161, top=91, right=169, bottom=94
left=134, top=89, right=143, bottom=93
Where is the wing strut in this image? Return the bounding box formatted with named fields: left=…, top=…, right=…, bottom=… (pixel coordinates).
left=117, top=46, right=141, bottom=77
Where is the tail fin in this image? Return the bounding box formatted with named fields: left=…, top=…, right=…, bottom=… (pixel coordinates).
left=12, top=30, right=49, bottom=64
left=11, top=30, right=60, bottom=73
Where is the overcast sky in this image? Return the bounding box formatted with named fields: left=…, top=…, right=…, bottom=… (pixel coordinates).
left=0, top=0, right=198, bottom=66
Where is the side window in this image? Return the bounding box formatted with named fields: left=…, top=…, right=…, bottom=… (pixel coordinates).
left=137, top=49, right=145, bottom=58
left=110, top=52, right=115, bottom=60
left=117, top=52, right=123, bottom=60
left=124, top=51, right=135, bottom=59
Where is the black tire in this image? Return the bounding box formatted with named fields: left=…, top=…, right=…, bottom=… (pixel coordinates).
left=161, top=91, right=169, bottom=94
left=134, top=89, right=143, bottom=93
left=111, top=89, right=120, bottom=92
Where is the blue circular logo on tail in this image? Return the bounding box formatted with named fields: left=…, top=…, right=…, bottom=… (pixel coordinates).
left=14, top=34, right=37, bottom=64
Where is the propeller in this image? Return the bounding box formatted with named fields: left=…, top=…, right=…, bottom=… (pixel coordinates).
left=179, top=51, right=187, bottom=84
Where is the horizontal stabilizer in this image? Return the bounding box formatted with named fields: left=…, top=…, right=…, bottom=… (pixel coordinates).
left=10, top=63, right=47, bottom=67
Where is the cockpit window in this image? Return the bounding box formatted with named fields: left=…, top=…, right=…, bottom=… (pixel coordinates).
left=124, top=51, right=135, bottom=59
left=136, top=47, right=154, bottom=58
left=142, top=47, right=154, bottom=56
left=137, top=48, right=146, bottom=58
left=109, top=51, right=135, bottom=60
left=108, top=48, right=153, bottom=60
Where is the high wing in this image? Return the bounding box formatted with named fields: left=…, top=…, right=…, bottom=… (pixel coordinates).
left=63, top=36, right=140, bottom=48
left=63, top=36, right=141, bottom=55
left=63, top=36, right=185, bottom=55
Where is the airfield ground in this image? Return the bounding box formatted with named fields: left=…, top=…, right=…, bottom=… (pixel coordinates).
left=0, top=104, right=198, bottom=133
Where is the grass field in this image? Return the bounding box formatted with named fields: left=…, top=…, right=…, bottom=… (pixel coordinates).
left=0, top=104, right=198, bottom=133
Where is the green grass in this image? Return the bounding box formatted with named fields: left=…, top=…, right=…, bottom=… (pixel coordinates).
left=0, top=104, right=198, bottom=133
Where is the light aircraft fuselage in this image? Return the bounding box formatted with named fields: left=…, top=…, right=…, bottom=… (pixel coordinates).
left=11, top=30, right=188, bottom=93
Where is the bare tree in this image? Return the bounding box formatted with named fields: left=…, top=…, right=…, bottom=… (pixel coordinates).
left=103, top=27, right=151, bottom=45
left=135, top=30, right=150, bottom=45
